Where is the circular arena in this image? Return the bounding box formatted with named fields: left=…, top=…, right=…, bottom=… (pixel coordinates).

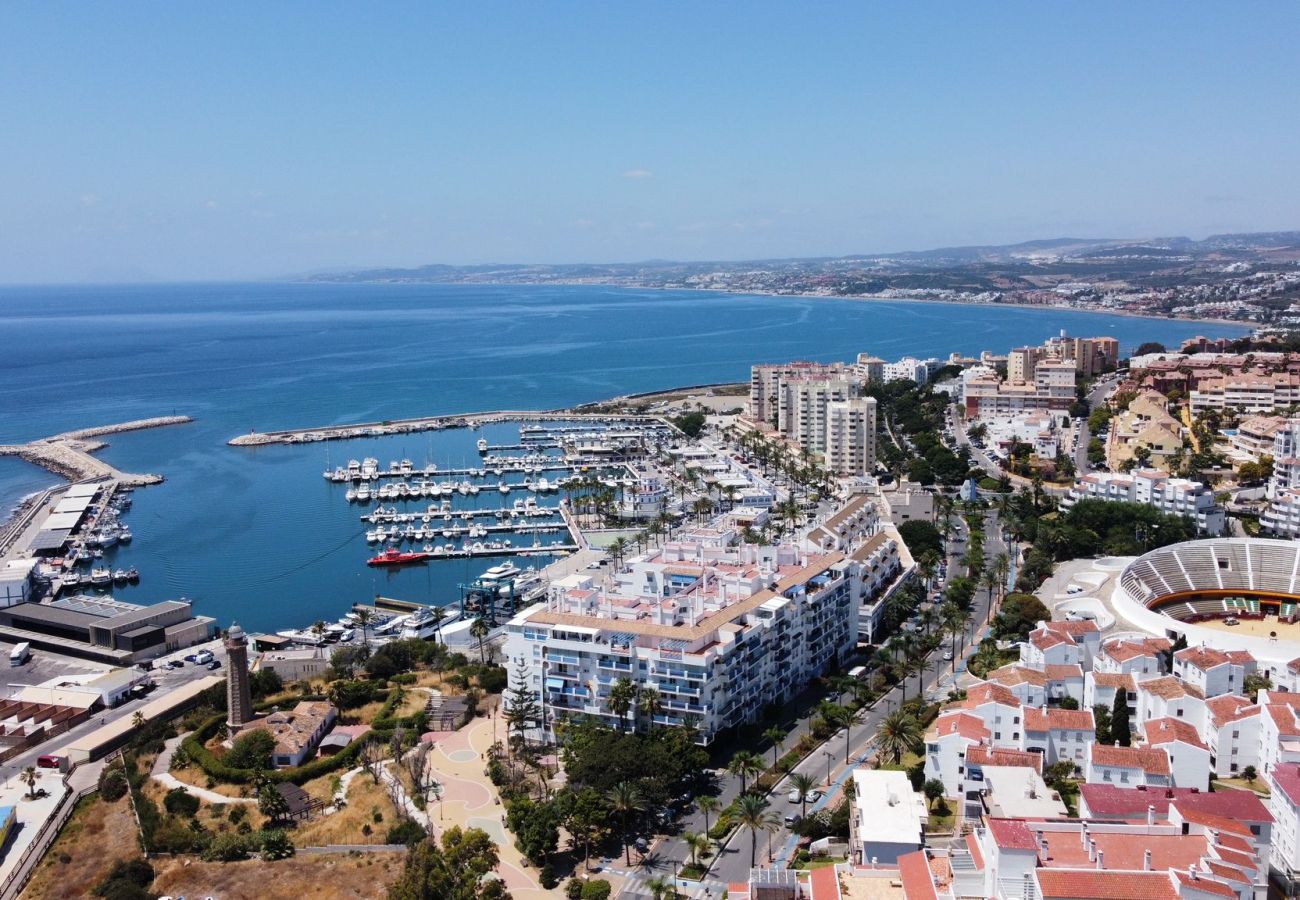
left=1113, top=537, right=1300, bottom=664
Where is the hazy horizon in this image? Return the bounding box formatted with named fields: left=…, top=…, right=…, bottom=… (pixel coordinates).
left=3, top=3, right=1298, bottom=283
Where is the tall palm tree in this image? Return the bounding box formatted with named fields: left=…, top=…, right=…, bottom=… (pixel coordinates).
left=696, top=795, right=721, bottom=836
left=876, top=710, right=922, bottom=765
left=608, top=677, right=636, bottom=732
left=311, top=619, right=327, bottom=657
left=607, top=781, right=644, bottom=866
left=469, top=617, right=491, bottom=665
left=20, top=765, right=38, bottom=800
left=355, top=607, right=372, bottom=648
left=430, top=605, right=446, bottom=645
left=735, top=794, right=779, bottom=868
left=609, top=536, right=629, bottom=568
left=637, top=686, right=662, bottom=731
left=763, top=725, right=786, bottom=769
left=941, top=602, right=966, bottom=670
left=727, top=750, right=764, bottom=794
left=789, top=771, right=819, bottom=820
left=646, top=876, right=674, bottom=900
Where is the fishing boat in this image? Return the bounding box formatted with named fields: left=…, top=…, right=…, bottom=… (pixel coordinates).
left=113, top=568, right=130, bottom=585
left=90, top=566, right=112, bottom=586
left=126, top=567, right=140, bottom=583
left=366, top=547, right=430, bottom=567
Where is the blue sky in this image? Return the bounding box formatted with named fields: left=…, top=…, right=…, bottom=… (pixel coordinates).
left=1, top=3, right=1297, bottom=281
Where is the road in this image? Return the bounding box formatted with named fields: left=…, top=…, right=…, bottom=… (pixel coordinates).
left=620, top=511, right=1008, bottom=896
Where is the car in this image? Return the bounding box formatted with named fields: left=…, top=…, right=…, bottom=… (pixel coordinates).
left=783, top=813, right=800, bottom=827
left=788, top=788, right=822, bottom=804
left=206, top=660, right=222, bottom=670
left=165, top=660, right=183, bottom=669
left=942, top=649, right=954, bottom=661
left=37, top=754, right=63, bottom=768
left=183, top=653, right=198, bottom=663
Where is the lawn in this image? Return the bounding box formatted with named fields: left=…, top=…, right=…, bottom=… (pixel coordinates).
left=1213, top=776, right=1269, bottom=796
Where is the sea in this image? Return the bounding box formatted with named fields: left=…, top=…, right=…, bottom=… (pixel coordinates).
left=0, top=282, right=1249, bottom=631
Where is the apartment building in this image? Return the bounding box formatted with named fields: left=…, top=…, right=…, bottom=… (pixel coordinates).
left=883, top=356, right=941, bottom=384
left=749, top=360, right=848, bottom=424
left=1190, top=371, right=1300, bottom=414
left=1062, top=469, right=1226, bottom=536
left=777, top=375, right=862, bottom=452
left=503, top=532, right=868, bottom=745
left=825, top=397, right=877, bottom=476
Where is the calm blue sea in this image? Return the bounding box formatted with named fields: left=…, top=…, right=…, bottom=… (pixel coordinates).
left=0, top=283, right=1248, bottom=630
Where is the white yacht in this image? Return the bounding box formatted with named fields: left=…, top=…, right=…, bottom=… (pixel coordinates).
left=479, top=562, right=520, bottom=583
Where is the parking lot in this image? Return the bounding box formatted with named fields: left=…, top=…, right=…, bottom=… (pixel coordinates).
left=0, top=640, right=107, bottom=696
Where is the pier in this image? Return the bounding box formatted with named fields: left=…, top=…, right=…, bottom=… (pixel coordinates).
left=0, top=416, right=192, bottom=486
left=228, top=410, right=666, bottom=447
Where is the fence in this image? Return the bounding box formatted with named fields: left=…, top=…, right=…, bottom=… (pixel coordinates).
left=0, top=774, right=97, bottom=900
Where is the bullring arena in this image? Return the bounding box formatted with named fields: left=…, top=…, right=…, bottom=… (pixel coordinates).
left=1049, top=537, right=1300, bottom=673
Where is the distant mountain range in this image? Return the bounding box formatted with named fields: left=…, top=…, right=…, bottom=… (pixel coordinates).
left=299, top=231, right=1300, bottom=286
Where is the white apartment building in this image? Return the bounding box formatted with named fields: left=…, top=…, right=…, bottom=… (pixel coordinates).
left=825, top=397, right=877, bottom=476
left=503, top=533, right=862, bottom=745
left=883, top=356, right=941, bottom=384
left=1262, top=420, right=1300, bottom=537
left=777, top=375, right=862, bottom=453
left=855, top=353, right=886, bottom=383
left=1229, top=415, right=1287, bottom=462
left=1269, top=762, right=1300, bottom=888
left=1263, top=487, right=1300, bottom=538
left=1062, top=469, right=1226, bottom=536
left=749, top=360, right=848, bottom=424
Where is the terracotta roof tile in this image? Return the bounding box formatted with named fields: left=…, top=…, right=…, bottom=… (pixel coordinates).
left=1044, top=664, right=1084, bottom=680
left=1205, top=695, right=1259, bottom=728
left=963, top=682, right=1021, bottom=709
left=1025, top=706, right=1095, bottom=732
left=929, top=711, right=990, bottom=742
left=987, top=817, right=1038, bottom=851
left=1173, top=871, right=1237, bottom=898
left=988, top=664, right=1048, bottom=687
left=1035, top=870, right=1177, bottom=900
left=967, top=745, right=1043, bottom=773
left=1138, top=675, right=1204, bottom=700
left=897, top=850, right=939, bottom=900
left=1143, top=717, right=1209, bottom=750
left=1091, top=672, right=1137, bottom=690
left=1173, top=787, right=1271, bottom=823
left=1088, top=744, right=1171, bottom=776
left=1273, top=762, right=1300, bottom=806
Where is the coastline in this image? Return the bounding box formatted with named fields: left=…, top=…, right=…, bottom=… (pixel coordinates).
left=294, top=278, right=1255, bottom=331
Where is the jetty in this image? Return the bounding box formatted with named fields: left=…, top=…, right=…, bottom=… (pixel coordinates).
left=0, top=416, right=192, bottom=485
left=228, top=410, right=665, bottom=447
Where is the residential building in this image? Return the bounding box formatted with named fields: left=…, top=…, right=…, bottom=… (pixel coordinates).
left=1270, top=762, right=1300, bottom=890
left=1084, top=743, right=1173, bottom=787
left=851, top=768, right=927, bottom=865
left=824, top=397, right=877, bottom=476
left=1144, top=717, right=1212, bottom=790
left=1008, top=346, right=1045, bottom=383
left=1063, top=469, right=1226, bottom=536
left=883, top=356, right=942, bottom=384
left=238, top=700, right=338, bottom=768
left=1171, top=646, right=1256, bottom=699
left=749, top=360, right=848, bottom=424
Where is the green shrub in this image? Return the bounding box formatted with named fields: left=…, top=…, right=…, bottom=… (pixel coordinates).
left=260, top=829, right=295, bottom=860
left=581, top=880, right=612, bottom=900
left=93, top=858, right=154, bottom=899
left=386, top=817, right=428, bottom=846
left=201, top=832, right=251, bottom=862
left=98, top=767, right=128, bottom=802
left=163, top=787, right=201, bottom=818
left=567, top=879, right=585, bottom=900
left=225, top=729, right=276, bottom=770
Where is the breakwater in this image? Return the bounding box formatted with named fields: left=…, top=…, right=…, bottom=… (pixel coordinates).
left=0, top=416, right=192, bottom=485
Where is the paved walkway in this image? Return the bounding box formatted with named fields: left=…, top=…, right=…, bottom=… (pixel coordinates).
left=149, top=736, right=255, bottom=805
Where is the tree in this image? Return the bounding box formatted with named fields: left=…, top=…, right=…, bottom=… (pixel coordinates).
left=735, top=794, right=779, bottom=868
left=875, top=710, right=921, bottom=765
left=683, top=830, right=711, bottom=869
left=226, top=728, right=276, bottom=770
left=1111, top=689, right=1132, bottom=747
left=564, top=787, right=609, bottom=873
left=503, top=664, right=541, bottom=750
left=636, top=686, right=662, bottom=732
left=789, top=772, right=819, bottom=820
left=696, top=795, right=721, bottom=836
left=19, top=765, right=38, bottom=801
left=506, top=797, right=561, bottom=865
left=922, top=778, right=946, bottom=811
left=258, top=782, right=291, bottom=825
left=727, top=750, right=764, bottom=793
left=261, top=829, right=295, bottom=860
left=763, top=726, right=786, bottom=768
left=1092, top=704, right=1112, bottom=746
left=1058, top=696, right=1079, bottom=710
left=1135, top=342, right=1166, bottom=356
left=388, top=826, right=512, bottom=900
left=608, top=678, right=636, bottom=732
left=1243, top=765, right=1258, bottom=784
left=470, top=617, right=491, bottom=666
left=606, top=781, right=644, bottom=866
left=355, top=607, right=372, bottom=648
left=898, top=520, right=943, bottom=559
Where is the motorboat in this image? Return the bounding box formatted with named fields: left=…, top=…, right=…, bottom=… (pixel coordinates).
left=366, top=547, right=430, bottom=567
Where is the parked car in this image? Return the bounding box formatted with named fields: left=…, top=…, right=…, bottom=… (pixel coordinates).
left=206, top=660, right=222, bottom=670
left=942, top=649, right=954, bottom=661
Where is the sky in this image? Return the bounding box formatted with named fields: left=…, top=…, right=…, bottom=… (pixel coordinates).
left=1, top=3, right=1298, bottom=282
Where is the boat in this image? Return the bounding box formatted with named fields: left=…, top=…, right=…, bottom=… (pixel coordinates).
left=480, top=562, right=520, bottom=583
left=498, top=481, right=510, bottom=494
left=366, top=547, right=430, bottom=567
left=399, top=459, right=414, bottom=475
left=117, top=528, right=133, bottom=543
left=477, top=438, right=489, bottom=453
left=126, top=566, right=140, bottom=583
left=90, top=566, right=112, bottom=586
left=113, top=568, right=130, bottom=585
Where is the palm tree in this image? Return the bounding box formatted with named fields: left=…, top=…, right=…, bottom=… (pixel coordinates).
left=763, top=725, right=786, bottom=768
left=131, top=711, right=146, bottom=730
left=788, top=771, right=819, bottom=820
left=609, top=536, right=629, bottom=568
left=607, top=781, right=644, bottom=866
left=876, top=710, right=922, bottom=765
left=696, top=795, right=721, bottom=836
left=636, top=686, right=662, bottom=731
left=430, top=605, right=446, bottom=645
left=839, top=704, right=860, bottom=764
left=941, top=602, right=966, bottom=670
left=608, top=677, right=636, bottom=732
left=355, top=607, right=372, bottom=648
left=981, top=568, right=999, bottom=620
left=646, top=876, right=674, bottom=900
left=683, top=830, right=710, bottom=868
left=469, top=617, right=491, bottom=665
left=727, top=750, right=764, bottom=793
left=311, top=619, right=327, bottom=657
left=735, top=794, right=779, bottom=868
left=20, top=765, right=38, bottom=800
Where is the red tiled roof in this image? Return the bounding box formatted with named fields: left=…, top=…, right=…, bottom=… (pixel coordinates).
left=1173, top=787, right=1271, bottom=823
left=1203, top=861, right=1250, bottom=884
left=967, top=744, right=1043, bottom=773
left=1214, top=832, right=1255, bottom=855
left=1035, top=870, right=1177, bottom=900
left=1091, top=672, right=1137, bottom=690
left=963, top=682, right=1021, bottom=709
left=1173, top=871, right=1237, bottom=898
left=1078, top=783, right=1190, bottom=817
left=930, top=711, right=989, bottom=742
left=1144, top=717, right=1208, bottom=750
left=964, top=832, right=985, bottom=871
left=1205, top=694, right=1258, bottom=728
left=1138, top=675, right=1203, bottom=700
left=1088, top=744, right=1171, bottom=776
left=988, top=817, right=1038, bottom=851
left=1044, top=664, right=1084, bottom=680
left=1212, top=845, right=1256, bottom=869
left=1030, top=630, right=1071, bottom=651
left=1273, top=762, right=1300, bottom=806
left=988, top=664, right=1048, bottom=687
left=1025, top=707, right=1095, bottom=732
left=1103, top=637, right=1171, bottom=662
left=1175, top=646, right=1235, bottom=670
left=807, top=864, right=841, bottom=900
left=1175, top=807, right=1252, bottom=837
left=897, top=850, right=939, bottom=900
left=1045, top=619, right=1100, bottom=637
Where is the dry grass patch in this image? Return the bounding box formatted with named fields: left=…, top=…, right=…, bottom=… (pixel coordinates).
left=167, top=763, right=252, bottom=798
left=289, top=771, right=400, bottom=846
left=23, top=794, right=141, bottom=900
left=394, top=687, right=430, bottom=718
left=152, top=851, right=406, bottom=900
